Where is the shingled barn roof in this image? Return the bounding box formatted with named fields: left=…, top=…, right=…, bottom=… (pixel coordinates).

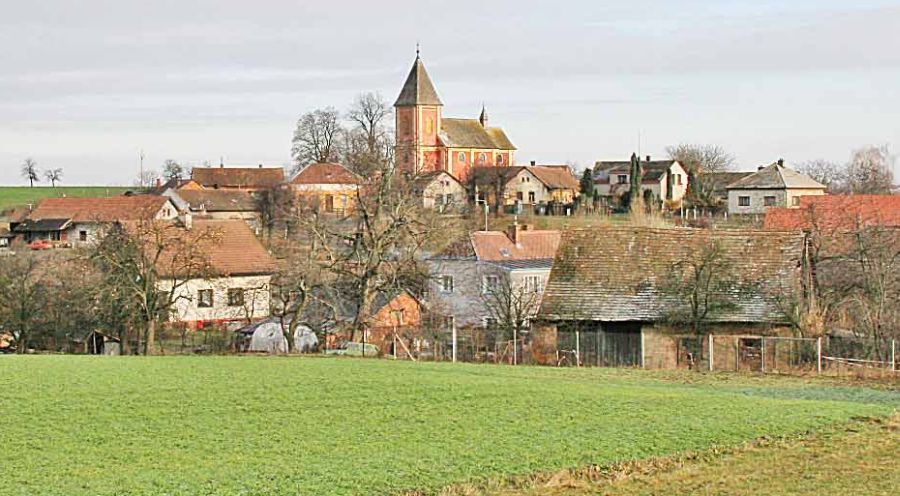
left=539, top=226, right=804, bottom=324
left=439, top=119, right=516, bottom=150
left=727, top=162, right=825, bottom=190
left=191, top=167, right=285, bottom=189
left=395, top=56, right=443, bottom=106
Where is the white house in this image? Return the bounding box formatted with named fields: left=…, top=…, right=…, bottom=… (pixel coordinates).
left=726, top=160, right=826, bottom=215
left=412, top=170, right=467, bottom=211
left=593, top=157, right=689, bottom=208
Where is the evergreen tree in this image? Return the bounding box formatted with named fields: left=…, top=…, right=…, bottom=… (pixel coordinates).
left=628, top=153, right=642, bottom=211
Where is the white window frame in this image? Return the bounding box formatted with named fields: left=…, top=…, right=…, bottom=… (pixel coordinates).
left=482, top=274, right=500, bottom=294
left=738, top=196, right=751, bottom=207
left=440, top=275, right=454, bottom=294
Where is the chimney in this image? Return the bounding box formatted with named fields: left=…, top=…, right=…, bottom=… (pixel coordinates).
left=506, top=220, right=522, bottom=245
left=646, top=155, right=651, bottom=162
left=777, top=158, right=784, bottom=167
left=258, top=163, right=263, bottom=168
left=758, top=165, right=766, bottom=171
left=530, top=160, right=536, bottom=166
left=155, top=178, right=162, bottom=189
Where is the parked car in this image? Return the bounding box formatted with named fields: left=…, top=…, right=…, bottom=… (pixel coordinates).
left=325, top=342, right=380, bottom=357
left=28, top=240, right=53, bottom=251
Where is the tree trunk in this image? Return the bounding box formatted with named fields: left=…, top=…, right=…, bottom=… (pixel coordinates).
left=145, top=319, right=157, bottom=355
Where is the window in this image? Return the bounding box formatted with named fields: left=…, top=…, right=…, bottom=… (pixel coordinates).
left=478, top=152, right=487, bottom=164
left=79, top=230, right=88, bottom=242
left=676, top=174, right=683, bottom=185
left=764, top=196, right=776, bottom=207
left=227, top=288, right=245, bottom=307
left=524, top=275, right=542, bottom=293
left=440, top=275, right=454, bottom=293
left=528, top=191, right=536, bottom=203
left=444, top=315, right=455, bottom=331
left=444, top=194, right=453, bottom=205
left=391, top=309, right=406, bottom=326
left=458, top=152, right=466, bottom=163
left=497, top=154, right=504, bottom=165
left=516, top=191, right=524, bottom=201
left=617, top=174, right=628, bottom=184
left=483, top=317, right=498, bottom=329
left=197, top=289, right=214, bottom=308
left=738, top=196, right=751, bottom=207
left=792, top=196, right=800, bottom=207
left=482, top=274, right=500, bottom=294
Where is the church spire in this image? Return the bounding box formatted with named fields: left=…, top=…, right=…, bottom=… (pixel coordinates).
left=394, top=52, right=443, bottom=107
left=479, top=103, right=488, bottom=128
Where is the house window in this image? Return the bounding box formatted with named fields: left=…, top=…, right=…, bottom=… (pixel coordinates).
left=676, top=174, right=683, bottom=185
left=444, top=315, right=455, bottom=331
left=528, top=191, right=535, bottom=203
left=227, top=288, right=245, bottom=307
left=79, top=230, right=88, bottom=242
left=482, top=274, right=500, bottom=294
left=524, top=275, right=542, bottom=293
left=458, top=152, right=466, bottom=163
left=617, top=175, right=628, bottom=184
left=764, top=196, right=776, bottom=207
left=516, top=191, right=524, bottom=201
left=444, top=194, right=453, bottom=205
left=440, top=275, right=454, bottom=293
left=483, top=317, right=498, bottom=329
left=197, top=289, right=214, bottom=308
left=497, top=155, right=504, bottom=165
left=792, top=196, right=800, bottom=207
left=738, top=196, right=751, bottom=207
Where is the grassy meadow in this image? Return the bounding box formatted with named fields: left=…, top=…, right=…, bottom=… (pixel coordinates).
left=0, top=186, right=129, bottom=211
left=0, top=357, right=897, bottom=495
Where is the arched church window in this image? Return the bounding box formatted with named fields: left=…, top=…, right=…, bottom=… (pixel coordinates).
left=478, top=153, right=487, bottom=164
left=458, top=152, right=466, bottom=163
left=497, top=154, right=504, bottom=165
left=425, top=118, right=434, bottom=134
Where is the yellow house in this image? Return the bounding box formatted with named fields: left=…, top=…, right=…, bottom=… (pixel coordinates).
left=289, top=163, right=361, bottom=215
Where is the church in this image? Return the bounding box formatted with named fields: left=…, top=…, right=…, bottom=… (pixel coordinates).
left=394, top=53, right=516, bottom=181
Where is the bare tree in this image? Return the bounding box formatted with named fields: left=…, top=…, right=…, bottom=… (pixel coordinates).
left=134, top=169, right=161, bottom=190
left=21, top=158, right=39, bottom=188
left=90, top=219, right=220, bottom=355
left=268, top=238, right=329, bottom=352
left=845, top=145, right=894, bottom=195
left=291, top=107, right=343, bottom=171
left=0, top=250, right=46, bottom=353
left=480, top=268, right=542, bottom=358
left=797, top=159, right=845, bottom=193
left=162, top=159, right=185, bottom=182
left=666, top=144, right=735, bottom=175
left=347, top=92, right=393, bottom=163
left=43, top=168, right=63, bottom=188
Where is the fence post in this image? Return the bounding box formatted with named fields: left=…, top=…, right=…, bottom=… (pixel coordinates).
left=451, top=323, right=457, bottom=363
left=816, top=337, right=823, bottom=374
left=708, top=334, right=714, bottom=372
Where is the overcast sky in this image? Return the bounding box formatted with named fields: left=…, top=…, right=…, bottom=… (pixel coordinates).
left=1, top=0, right=899, bottom=185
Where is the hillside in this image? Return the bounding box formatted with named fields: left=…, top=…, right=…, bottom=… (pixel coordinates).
left=0, top=186, right=130, bottom=212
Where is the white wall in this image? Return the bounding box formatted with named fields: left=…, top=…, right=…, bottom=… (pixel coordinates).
left=161, top=274, right=272, bottom=324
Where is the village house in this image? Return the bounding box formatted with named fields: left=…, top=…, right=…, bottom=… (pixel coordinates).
left=154, top=219, right=277, bottom=329
left=190, top=165, right=285, bottom=191
left=394, top=53, right=515, bottom=180
left=469, top=165, right=581, bottom=214
left=726, top=160, right=826, bottom=215
left=11, top=196, right=179, bottom=245
left=534, top=226, right=805, bottom=369
left=593, top=157, right=689, bottom=209
left=411, top=170, right=467, bottom=211
left=427, top=224, right=560, bottom=333
left=164, top=189, right=260, bottom=227
left=289, top=162, right=361, bottom=215
left=692, top=171, right=755, bottom=209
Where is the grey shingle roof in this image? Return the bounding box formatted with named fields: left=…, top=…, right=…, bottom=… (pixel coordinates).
left=539, top=226, right=804, bottom=324
left=727, top=163, right=825, bottom=190
left=394, top=57, right=443, bottom=107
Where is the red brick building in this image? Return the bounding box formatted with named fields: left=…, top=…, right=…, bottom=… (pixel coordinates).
left=394, top=54, right=516, bottom=181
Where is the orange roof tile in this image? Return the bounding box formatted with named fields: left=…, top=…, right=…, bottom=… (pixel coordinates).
left=191, top=167, right=285, bottom=189
left=28, top=196, right=172, bottom=223
left=471, top=229, right=561, bottom=261
left=290, top=163, right=360, bottom=185
left=764, top=195, right=900, bottom=232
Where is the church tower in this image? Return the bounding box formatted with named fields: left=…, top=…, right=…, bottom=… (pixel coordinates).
left=394, top=51, right=443, bottom=174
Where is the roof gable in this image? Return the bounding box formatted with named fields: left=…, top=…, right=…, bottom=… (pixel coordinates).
left=290, top=163, right=360, bottom=185
left=394, top=57, right=443, bottom=107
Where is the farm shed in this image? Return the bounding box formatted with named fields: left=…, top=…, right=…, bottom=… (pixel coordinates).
left=73, top=331, right=121, bottom=355
left=534, top=226, right=806, bottom=368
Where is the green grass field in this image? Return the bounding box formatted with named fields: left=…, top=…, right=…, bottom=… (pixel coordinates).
left=0, top=186, right=129, bottom=211
left=0, top=357, right=896, bottom=495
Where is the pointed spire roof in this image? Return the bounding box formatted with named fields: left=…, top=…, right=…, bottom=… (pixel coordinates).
left=479, top=104, right=488, bottom=127
left=394, top=54, right=443, bottom=107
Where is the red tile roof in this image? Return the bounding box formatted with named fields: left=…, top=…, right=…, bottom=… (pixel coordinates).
left=471, top=229, right=561, bottom=261
left=191, top=167, right=285, bottom=189
left=27, top=196, right=172, bottom=223
left=764, top=195, right=900, bottom=232
left=290, top=163, right=360, bottom=185
left=146, top=219, right=277, bottom=278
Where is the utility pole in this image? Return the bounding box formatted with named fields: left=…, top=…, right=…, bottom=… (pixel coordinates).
left=139, top=149, right=145, bottom=188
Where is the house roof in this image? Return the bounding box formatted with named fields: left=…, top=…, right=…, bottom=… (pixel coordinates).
left=395, top=56, right=443, bottom=107
left=764, top=195, right=900, bottom=232
left=539, top=226, right=804, bottom=324
left=290, top=163, right=360, bottom=185
left=13, top=218, right=71, bottom=233
left=484, top=258, right=555, bottom=271
left=472, top=229, right=561, bottom=261
left=148, top=219, right=277, bottom=278
left=26, top=196, right=171, bottom=223
left=594, top=160, right=681, bottom=182
left=176, top=190, right=258, bottom=212
left=727, top=162, right=825, bottom=190
left=411, top=170, right=463, bottom=189
left=440, top=119, right=516, bottom=150
left=696, top=172, right=755, bottom=194
left=191, top=166, right=285, bottom=189
left=525, top=166, right=580, bottom=190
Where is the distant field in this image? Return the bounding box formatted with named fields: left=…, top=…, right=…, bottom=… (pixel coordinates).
left=0, top=186, right=129, bottom=211
left=0, top=357, right=896, bottom=495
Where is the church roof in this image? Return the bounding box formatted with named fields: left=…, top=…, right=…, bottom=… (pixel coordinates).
left=440, top=119, right=516, bottom=150
left=394, top=56, right=443, bottom=107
